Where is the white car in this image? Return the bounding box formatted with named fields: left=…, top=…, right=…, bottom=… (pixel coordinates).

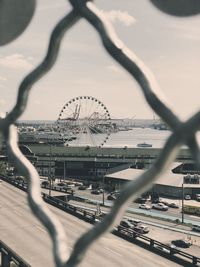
left=192, top=225, right=200, bottom=232
left=184, top=194, right=191, bottom=200
left=152, top=203, right=168, bottom=211
left=139, top=204, right=151, bottom=210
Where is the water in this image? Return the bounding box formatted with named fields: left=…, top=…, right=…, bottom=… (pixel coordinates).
left=104, top=128, right=171, bottom=148
left=67, top=127, right=171, bottom=148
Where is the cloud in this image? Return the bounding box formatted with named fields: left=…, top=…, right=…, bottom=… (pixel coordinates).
left=0, top=54, right=33, bottom=70
left=101, top=10, right=136, bottom=26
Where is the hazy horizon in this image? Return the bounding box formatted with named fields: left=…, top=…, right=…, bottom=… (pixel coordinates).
left=1, top=1, right=200, bottom=121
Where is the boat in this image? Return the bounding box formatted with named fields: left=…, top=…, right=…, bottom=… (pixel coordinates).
left=137, top=142, right=152, bottom=148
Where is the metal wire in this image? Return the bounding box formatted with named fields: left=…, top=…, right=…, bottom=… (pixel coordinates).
left=0, top=1, right=200, bottom=266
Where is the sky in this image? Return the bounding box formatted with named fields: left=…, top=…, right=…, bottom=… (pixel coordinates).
left=0, top=0, right=200, bottom=121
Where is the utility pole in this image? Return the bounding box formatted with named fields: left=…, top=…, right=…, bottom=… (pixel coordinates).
left=182, top=183, right=184, bottom=223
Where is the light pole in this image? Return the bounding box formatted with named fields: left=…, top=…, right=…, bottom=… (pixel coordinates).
left=48, top=140, right=52, bottom=196
left=102, top=174, right=105, bottom=206
left=64, top=160, right=66, bottom=182
left=182, top=183, right=184, bottom=223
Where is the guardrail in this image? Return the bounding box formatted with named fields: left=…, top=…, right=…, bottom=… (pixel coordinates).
left=0, top=175, right=28, bottom=192
left=0, top=240, right=31, bottom=267
left=42, top=193, right=97, bottom=223
left=115, top=225, right=200, bottom=266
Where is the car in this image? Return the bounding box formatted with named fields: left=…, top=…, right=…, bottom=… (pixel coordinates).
left=168, top=203, right=179, bottom=208
left=192, top=224, right=200, bottom=232
left=57, top=182, right=66, bottom=186
left=196, top=194, right=200, bottom=201
left=127, top=219, right=141, bottom=226
left=65, top=184, right=74, bottom=189
left=139, top=204, right=151, bottom=210
left=41, top=180, right=49, bottom=187
left=120, top=220, right=134, bottom=229
left=134, top=197, right=146, bottom=204
left=107, top=194, right=116, bottom=201
left=78, top=185, right=87, bottom=190
left=91, top=190, right=101, bottom=195
left=152, top=203, right=168, bottom=211
left=160, top=201, right=169, bottom=206
left=74, top=182, right=83, bottom=186
left=133, top=225, right=149, bottom=234
left=171, top=239, right=191, bottom=248
left=184, top=194, right=191, bottom=200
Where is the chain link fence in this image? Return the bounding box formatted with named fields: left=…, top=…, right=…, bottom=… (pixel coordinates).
left=0, top=1, right=200, bottom=266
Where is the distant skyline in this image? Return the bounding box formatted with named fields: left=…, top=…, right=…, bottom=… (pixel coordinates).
left=0, top=0, right=200, bottom=121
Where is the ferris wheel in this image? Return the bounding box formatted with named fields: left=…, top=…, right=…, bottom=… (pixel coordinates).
left=57, top=96, right=112, bottom=147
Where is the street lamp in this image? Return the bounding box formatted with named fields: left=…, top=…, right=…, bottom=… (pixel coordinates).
left=182, top=182, right=184, bottom=223
left=64, top=160, right=66, bottom=182
left=48, top=139, right=52, bottom=196
left=102, top=174, right=105, bottom=206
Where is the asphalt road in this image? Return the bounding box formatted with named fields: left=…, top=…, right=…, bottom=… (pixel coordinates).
left=71, top=187, right=200, bottom=224
left=0, top=182, right=185, bottom=267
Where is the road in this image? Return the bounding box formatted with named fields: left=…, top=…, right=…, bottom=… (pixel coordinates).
left=0, top=182, right=183, bottom=267
left=70, top=187, right=200, bottom=224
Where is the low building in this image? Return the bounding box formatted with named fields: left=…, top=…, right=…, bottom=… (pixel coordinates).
left=105, top=163, right=200, bottom=198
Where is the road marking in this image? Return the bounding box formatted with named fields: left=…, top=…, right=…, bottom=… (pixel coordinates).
left=104, top=247, right=122, bottom=257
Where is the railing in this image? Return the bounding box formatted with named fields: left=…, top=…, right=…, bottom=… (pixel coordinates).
left=0, top=240, right=31, bottom=267
left=115, top=225, right=200, bottom=266
left=42, top=193, right=97, bottom=223
left=0, top=1, right=200, bottom=266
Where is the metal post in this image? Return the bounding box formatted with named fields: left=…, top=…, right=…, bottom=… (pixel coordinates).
left=102, top=175, right=105, bottom=206
left=48, top=140, right=52, bottom=196
left=64, top=161, right=66, bottom=182
left=182, top=183, right=184, bottom=223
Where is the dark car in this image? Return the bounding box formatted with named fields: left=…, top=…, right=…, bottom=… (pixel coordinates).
left=78, top=185, right=87, bottom=190
left=57, top=182, right=66, bottom=186
left=41, top=180, right=49, bottom=187
left=120, top=220, right=134, bottom=229
left=171, top=239, right=191, bottom=248
left=91, top=190, right=101, bottom=195
left=107, top=194, right=116, bottom=201
left=134, top=197, right=146, bottom=204
left=192, top=225, right=200, bottom=232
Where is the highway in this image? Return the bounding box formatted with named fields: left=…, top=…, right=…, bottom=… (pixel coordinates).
left=0, top=182, right=185, bottom=267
